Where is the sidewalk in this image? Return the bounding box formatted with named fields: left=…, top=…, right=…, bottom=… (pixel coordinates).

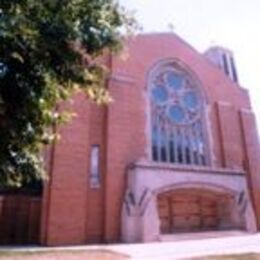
left=107, top=232, right=260, bottom=259
left=1, top=232, right=260, bottom=259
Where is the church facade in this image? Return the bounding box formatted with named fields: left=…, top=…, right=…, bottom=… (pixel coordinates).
left=1, top=33, right=260, bottom=245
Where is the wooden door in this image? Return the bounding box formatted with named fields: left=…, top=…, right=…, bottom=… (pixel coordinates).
left=157, top=191, right=219, bottom=234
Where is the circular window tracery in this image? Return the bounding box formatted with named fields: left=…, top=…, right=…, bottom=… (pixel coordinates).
left=165, top=71, right=184, bottom=90
left=152, top=85, right=168, bottom=104
left=151, top=68, right=202, bottom=125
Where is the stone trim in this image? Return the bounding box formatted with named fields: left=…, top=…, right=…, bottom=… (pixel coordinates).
left=121, top=162, right=256, bottom=243
left=129, top=160, right=245, bottom=176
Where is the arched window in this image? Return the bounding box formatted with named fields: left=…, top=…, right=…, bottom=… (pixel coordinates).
left=150, top=62, right=208, bottom=166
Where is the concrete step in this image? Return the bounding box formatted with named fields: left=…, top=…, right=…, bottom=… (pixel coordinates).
left=159, top=230, right=249, bottom=242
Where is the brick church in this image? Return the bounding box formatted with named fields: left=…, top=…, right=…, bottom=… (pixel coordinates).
left=1, top=33, right=260, bottom=245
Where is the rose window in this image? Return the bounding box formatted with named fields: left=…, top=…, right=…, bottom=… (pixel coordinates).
left=150, top=64, right=208, bottom=166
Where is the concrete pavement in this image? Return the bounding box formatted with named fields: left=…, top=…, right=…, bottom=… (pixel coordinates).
left=106, top=232, right=260, bottom=259
left=1, top=231, right=260, bottom=259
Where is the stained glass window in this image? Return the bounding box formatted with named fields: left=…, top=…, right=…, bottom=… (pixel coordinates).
left=168, top=105, right=185, bottom=124
left=150, top=63, right=208, bottom=166
left=166, top=71, right=183, bottom=90
left=90, top=145, right=101, bottom=188
left=183, top=92, right=198, bottom=110
left=152, top=86, right=168, bottom=104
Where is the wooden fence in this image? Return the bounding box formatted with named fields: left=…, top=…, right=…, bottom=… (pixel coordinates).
left=0, top=193, right=41, bottom=244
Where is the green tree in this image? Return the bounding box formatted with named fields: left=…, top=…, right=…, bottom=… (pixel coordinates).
left=0, top=0, right=135, bottom=188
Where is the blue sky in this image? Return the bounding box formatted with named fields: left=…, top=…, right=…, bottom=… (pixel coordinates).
left=120, top=0, right=260, bottom=129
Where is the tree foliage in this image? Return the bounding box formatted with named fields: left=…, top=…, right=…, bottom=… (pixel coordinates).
left=0, top=0, right=134, bottom=188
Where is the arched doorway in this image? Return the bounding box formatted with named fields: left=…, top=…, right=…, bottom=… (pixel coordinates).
left=157, top=188, right=240, bottom=234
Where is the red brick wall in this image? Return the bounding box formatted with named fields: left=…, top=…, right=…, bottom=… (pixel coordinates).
left=104, top=75, right=146, bottom=242
left=41, top=33, right=260, bottom=245
left=216, top=102, right=244, bottom=169
left=85, top=102, right=106, bottom=243
left=239, top=110, right=260, bottom=227
left=41, top=94, right=91, bottom=245
left=41, top=94, right=109, bottom=245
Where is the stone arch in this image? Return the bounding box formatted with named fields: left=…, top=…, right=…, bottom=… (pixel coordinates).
left=154, top=181, right=237, bottom=197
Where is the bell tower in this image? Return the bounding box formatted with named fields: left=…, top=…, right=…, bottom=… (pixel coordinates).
left=204, top=46, right=239, bottom=84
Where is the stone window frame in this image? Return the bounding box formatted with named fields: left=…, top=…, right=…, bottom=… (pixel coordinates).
left=89, top=144, right=101, bottom=188
left=146, top=59, right=212, bottom=166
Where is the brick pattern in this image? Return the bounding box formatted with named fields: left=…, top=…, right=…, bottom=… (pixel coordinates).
left=42, top=94, right=91, bottom=245
left=104, top=76, right=146, bottom=241
left=216, top=102, right=244, bottom=169
left=85, top=102, right=106, bottom=243
left=39, top=34, right=260, bottom=245
left=239, top=110, right=260, bottom=227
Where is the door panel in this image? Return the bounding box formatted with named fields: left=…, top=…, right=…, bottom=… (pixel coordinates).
left=158, top=196, right=171, bottom=234
left=203, top=216, right=218, bottom=228
left=172, top=215, right=200, bottom=232
left=172, top=201, right=200, bottom=215
left=157, top=190, right=220, bottom=234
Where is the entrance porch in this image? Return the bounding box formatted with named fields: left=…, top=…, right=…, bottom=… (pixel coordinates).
left=121, top=160, right=257, bottom=242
